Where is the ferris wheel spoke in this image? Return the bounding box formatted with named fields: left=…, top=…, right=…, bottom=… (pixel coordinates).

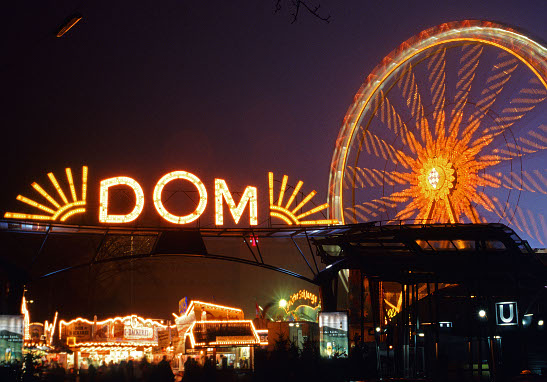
left=485, top=78, right=547, bottom=137
left=346, top=166, right=413, bottom=189
left=350, top=196, right=402, bottom=221
left=427, top=49, right=456, bottom=147
left=398, top=63, right=432, bottom=145
left=478, top=124, right=546, bottom=162
left=373, top=91, right=422, bottom=155
left=518, top=124, right=547, bottom=150
left=358, top=129, right=416, bottom=169
left=488, top=197, right=544, bottom=246
left=474, top=173, right=502, bottom=188
left=512, top=206, right=546, bottom=246
left=468, top=190, right=496, bottom=213
left=343, top=208, right=361, bottom=223
left=464, top=53, right=518, bottom=138
left=498, top=170, right=547, bottom=194
left=461, top=200, right=481, bottom=224
left=394, top=198, right=420, bottom=221
left=450, top=44, right=483, bottom=136
left=427, top=48, right=447, bottom=137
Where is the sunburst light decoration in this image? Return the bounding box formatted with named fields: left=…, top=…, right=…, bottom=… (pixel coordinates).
left=269, top=172, right=339, bottom=225
left=328, top=21, right=547, bottom=247
left=4, top=166, right=88, bottom=222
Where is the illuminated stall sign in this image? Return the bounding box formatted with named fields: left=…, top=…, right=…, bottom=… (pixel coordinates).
left=124, top=326, right=154, bottom=340
left=124, top=315, right=155, bottom=340
left=288, top=290, right=319, bottom=309
left=4, top=167, right=339, bottom=227
left=63, top=322, right=92, bottom=341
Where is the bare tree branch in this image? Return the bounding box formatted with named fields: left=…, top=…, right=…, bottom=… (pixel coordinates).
left=274, top=0, right=331, bottom=24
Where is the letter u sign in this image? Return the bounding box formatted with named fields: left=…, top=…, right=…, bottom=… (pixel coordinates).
left=495, top=302, right=518, bottom=326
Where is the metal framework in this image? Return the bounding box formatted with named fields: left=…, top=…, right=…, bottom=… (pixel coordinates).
left=1, top=219, right=543, bottom=287
left=0, top=219, right=351, bottom=284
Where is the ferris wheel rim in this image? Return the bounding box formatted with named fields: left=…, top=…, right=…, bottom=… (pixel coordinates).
left=328, top=20, right=547, bottom=224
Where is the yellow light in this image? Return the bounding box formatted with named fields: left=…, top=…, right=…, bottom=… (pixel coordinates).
left=268, top=172, right=274, bottom=206
left=31, top=182, right=61, bottom=209
left=295, top=202, right=330, bottom=220
left=5, top=166, right=87, bottom=222
left=279, top=299, right=287, bottom=308
left=48, top=172, right=69, bottom=204
left=82, top=166, right=88, bottom=202
left=270, top=206, right=299, bottom=224
left=99, top=176, right=144, bottom=223
left=214, top=179, right=257, bottom=225
left=66, top=168, right=78, bottom=202
left=153, top=171, right=207, bottom=224
left=285, top=180, right=303, bottom=210
left=181, top=300, right=243, bottom=318
left=16, top=195, right=56, bottom=214
left=60, top=208, right=86, bottom=222
left=291, top=190, right=317, bottom=214
left=277, top=175, right=288, bottom=206
left=269, top=172, right=339, bottom=225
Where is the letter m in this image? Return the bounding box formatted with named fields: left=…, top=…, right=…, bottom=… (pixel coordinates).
left=214, top=179, right=257, bottom=225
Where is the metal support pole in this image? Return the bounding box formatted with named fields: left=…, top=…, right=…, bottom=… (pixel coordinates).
left=467, top=288, right=474, bottom=380
left=360, top=271, right=365, bottom=344
left=412, top=284, right=420, bottom=377
left=434, top=282, right=439, bottom=375
left=426, top=282, right=433, bottom=378
left=404, top=283, right=410, bottom=377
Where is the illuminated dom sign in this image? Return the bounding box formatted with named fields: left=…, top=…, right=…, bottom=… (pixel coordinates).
left=4, top=166, right=339, bottom=226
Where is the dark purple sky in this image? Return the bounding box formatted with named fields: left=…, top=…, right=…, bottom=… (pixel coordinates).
left=1, top=0, right=545, bottom=320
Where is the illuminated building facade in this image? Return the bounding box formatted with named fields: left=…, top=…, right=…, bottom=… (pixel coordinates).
left=173, top=300, right=265, bottom=370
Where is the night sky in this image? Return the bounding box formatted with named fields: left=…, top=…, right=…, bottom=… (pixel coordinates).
left=1, top=1, right=545, bottom=321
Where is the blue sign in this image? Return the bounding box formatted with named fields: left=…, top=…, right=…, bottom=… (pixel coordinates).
left=179, top=297, right=188, bottom=316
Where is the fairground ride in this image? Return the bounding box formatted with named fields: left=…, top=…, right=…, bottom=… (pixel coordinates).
left=328, top=20, right=547, bottom=248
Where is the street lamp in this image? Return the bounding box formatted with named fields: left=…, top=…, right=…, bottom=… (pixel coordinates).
left=478, top=309, right=487, bottom=319
left=279, top=299, right=287, bottom=309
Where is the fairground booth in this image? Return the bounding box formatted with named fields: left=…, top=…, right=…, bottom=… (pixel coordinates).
left=58, top=314, right=171, bottom=369
left=173, top=300, right=266, bottom=370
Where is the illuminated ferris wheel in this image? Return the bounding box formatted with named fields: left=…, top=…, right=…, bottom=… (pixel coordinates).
left=328, top=21, right=547, bottom=246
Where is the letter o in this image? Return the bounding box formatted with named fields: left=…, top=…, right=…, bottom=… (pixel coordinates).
left=153, top=171, right=207, bottom=224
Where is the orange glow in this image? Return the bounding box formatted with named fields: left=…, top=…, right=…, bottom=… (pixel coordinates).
left=5, top=166, right=88, bottom=222
left=329, top=21, right=547, bottom=226
left=189, top=320, right=261, bottom=347
left=153, top=171, right=207, bottom=224
left=99, top=176, right=144, bottom=223
left=59, top=314, right=168, bottom=329
left=56, top=15, right=82, bottom=38
left=22, top=297, right=30, bottom=341
left=66, top=168, right=78, bottom=202
left=214, top=179, right=257, bottom=225
left=181, top=300, right=243, bottom=318
left=269, top=172, right=339, bottom=225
